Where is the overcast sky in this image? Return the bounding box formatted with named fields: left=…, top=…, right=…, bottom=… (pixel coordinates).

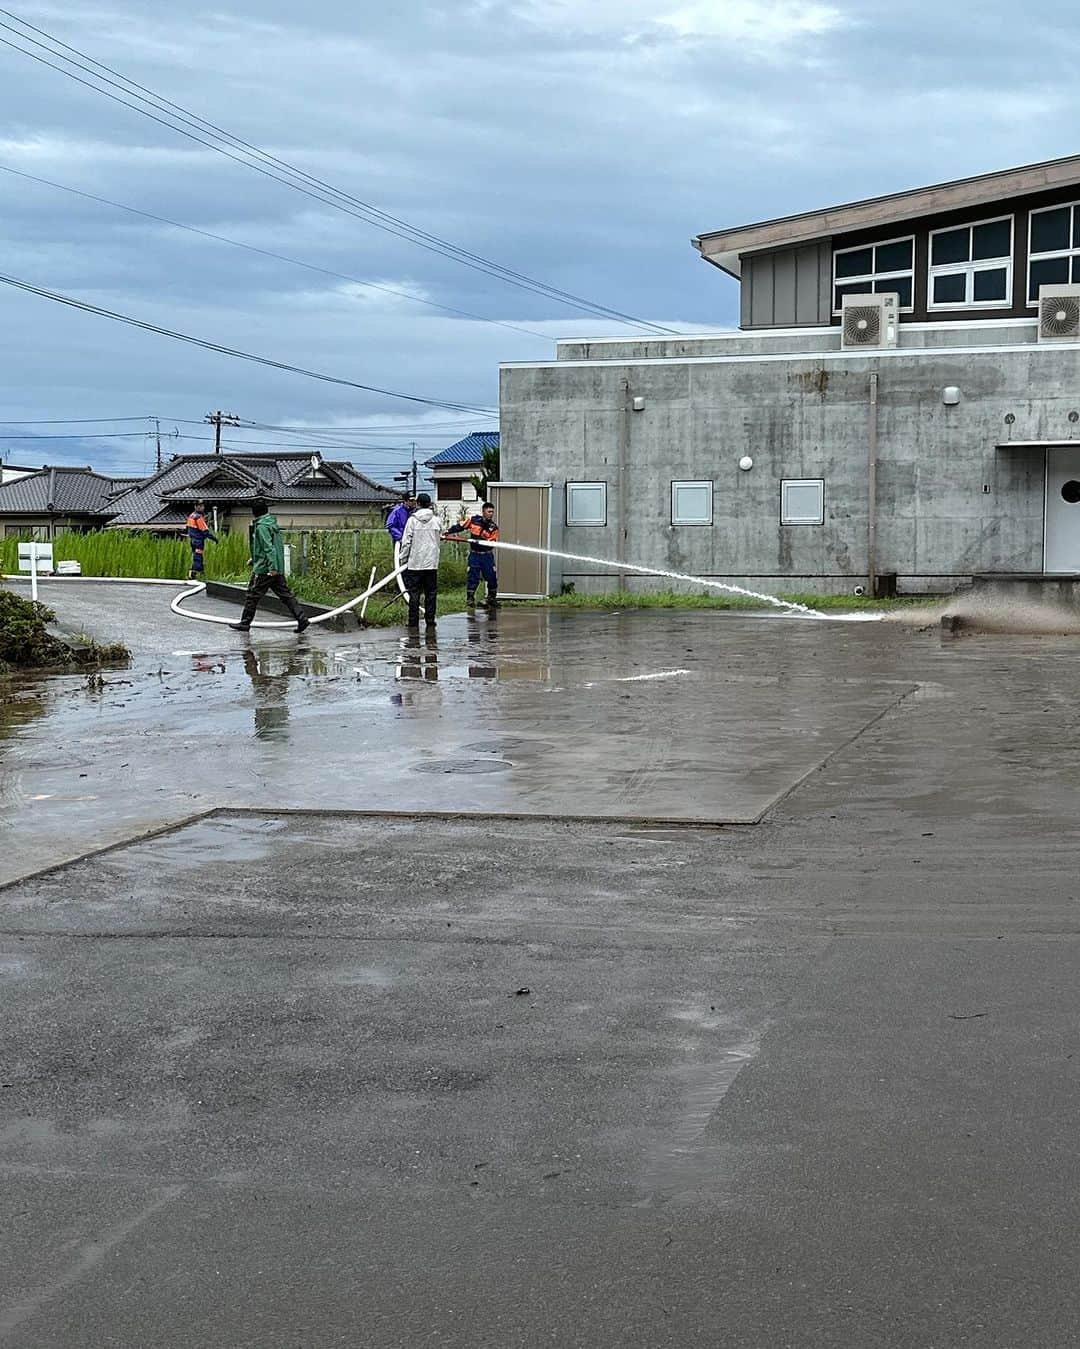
left=0, top=0, right=1077, bottom=482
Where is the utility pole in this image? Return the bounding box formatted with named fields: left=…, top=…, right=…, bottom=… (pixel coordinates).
left=205, top=409, right=240, bottom=454
left=147, top=418, right=177, bottom=472
left=394, top=447, right=420, bottom=499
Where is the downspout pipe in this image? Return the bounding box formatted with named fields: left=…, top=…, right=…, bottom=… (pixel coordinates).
left=867, top=372, right=879, bottom=597
left=617, top=377, right=630, bottom=592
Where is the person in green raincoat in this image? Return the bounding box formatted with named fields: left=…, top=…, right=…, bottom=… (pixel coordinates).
left=229, top=497, right=309, bottom=633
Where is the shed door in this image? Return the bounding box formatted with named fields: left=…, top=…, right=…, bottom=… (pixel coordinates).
left=1045, top=447, right=1080, bottom=573
left=488, top=483, right=551, bottom=598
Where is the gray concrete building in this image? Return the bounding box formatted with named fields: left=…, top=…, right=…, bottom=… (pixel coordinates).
left=499, top=154, right=1080, bottom=596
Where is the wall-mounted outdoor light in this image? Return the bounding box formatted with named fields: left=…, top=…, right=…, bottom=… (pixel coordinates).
left=738, top=456, right=754, bottom=471
left=631, top=396, right=646, bottom=412
left=943, top=387, right=961, bottom=406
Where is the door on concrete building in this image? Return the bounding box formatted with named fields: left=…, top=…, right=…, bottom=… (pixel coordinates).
left=1044, top=447, right=1080, bottom=573
left=488, top=482, right=551, bottom=597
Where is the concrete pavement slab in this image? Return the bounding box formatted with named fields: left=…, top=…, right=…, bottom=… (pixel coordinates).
left=0, top=598, right=922, bottom=880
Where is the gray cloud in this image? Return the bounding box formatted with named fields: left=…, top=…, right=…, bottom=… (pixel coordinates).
left=0, top=0, right=1075, bottom=478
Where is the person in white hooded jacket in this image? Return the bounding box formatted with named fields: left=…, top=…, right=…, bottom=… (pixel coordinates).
left=398, top=492, right=443, bottom=628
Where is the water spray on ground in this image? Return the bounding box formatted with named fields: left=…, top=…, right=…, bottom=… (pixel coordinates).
left=172, top=538, right=826, bottom=629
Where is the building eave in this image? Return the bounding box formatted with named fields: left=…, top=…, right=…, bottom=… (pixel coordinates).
left=693, top=152, right=1080, bottom=271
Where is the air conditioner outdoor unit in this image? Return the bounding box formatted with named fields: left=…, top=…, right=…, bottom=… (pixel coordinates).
left=840, top=293, right=899, bottom=350
left=1037, top=285, right=1080, bottom=342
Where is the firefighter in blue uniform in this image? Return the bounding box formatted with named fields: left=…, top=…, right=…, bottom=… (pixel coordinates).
left=185, top=500, right=218, bottom=579
left=447, top=501, right=499, bottom=611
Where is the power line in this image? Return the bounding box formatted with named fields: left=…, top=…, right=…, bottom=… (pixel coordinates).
left=0, top=270, right=497, bottom=415
left=0, top=10, right=677, bottom=335
left=0, top=423, right=428, bottom=448
left=0, top=162, right=553, bottom=342
left=0, top=415, right=152, bottom=424
left=0, top=430, right=151, bottom=439
left=243, top=420, right=484, bottom=433
left=165, top=416, right=483, bottom=433
left=0, top=414, right=483, bottom=433
left=0, top=428, right=464, bottom=458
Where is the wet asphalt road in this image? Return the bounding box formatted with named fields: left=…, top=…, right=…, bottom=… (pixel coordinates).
left=4, top=583, right=1080, bottom=1345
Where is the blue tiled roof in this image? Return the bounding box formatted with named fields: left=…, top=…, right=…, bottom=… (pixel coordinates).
left=425, top=431, right=499, bottom=468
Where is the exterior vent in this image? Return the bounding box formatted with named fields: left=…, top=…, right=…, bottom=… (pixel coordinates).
left=1038, top=285, right=1080, bottom=342
left=840, top=293, right=899, bottom=350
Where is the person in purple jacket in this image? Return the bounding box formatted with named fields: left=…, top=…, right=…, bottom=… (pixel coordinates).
left=385, top=494, right=415, bottom=545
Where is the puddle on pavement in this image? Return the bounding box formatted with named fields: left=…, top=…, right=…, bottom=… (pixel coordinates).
left=105, top=816, right=290, bottom=874
left=6, top=606, right=1072, bottom=881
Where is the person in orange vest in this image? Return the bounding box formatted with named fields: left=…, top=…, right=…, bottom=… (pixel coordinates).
left=447, top=501, right=499, bottom=611
left=185, top=500, right=218, bottom=580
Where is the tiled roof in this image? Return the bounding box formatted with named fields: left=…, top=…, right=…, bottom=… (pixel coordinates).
left=0, top=467, right=124, bottom=517
left=425, top=431, right=499, bottom=468
left=107, top=453, right=397, bottom=527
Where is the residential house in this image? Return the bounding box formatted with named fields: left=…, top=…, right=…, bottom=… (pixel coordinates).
left=107, top=452, right=397, bottom=534
left=426, top=432, right=498, bottom=526
left=0, top=466, right=134, bottom=538
left=1, top=462, right=41, bottom=485
left=499, top=153, right=1080, bottom=596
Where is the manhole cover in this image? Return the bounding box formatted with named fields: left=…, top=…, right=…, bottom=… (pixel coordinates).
left=414, top=759, right=513, bottom=775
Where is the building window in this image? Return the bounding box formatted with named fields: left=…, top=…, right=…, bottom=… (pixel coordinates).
left=566, top=481, right=607, bottom=526
left=671, top=481, right=713, bottom=525
left=1027, top=201, right=1080, bottom=303
left=437, top=478, right=463, bottom=501
left=833, top=236, right=915, bottom=313
left=928, top=216, right=1012, bottom=309
left=781, top=479, right=825, bottom=526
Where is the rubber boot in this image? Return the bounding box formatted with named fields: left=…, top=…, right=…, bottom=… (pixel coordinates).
left=466, top=592, right=476, bottom=611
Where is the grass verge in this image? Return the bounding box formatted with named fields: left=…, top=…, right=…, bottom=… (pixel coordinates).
left=526, top=589, right=937, bottom=614
left=287, top=582, right=937, bottom=628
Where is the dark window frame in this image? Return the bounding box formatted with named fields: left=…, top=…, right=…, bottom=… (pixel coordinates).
left=1027, top=199, right=1080, bottom=307
left=436, top=478, right=464, bottom=501
left=832, top=234, right=915, bottom=315
left=927, top=214, right=1014, bottom=311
